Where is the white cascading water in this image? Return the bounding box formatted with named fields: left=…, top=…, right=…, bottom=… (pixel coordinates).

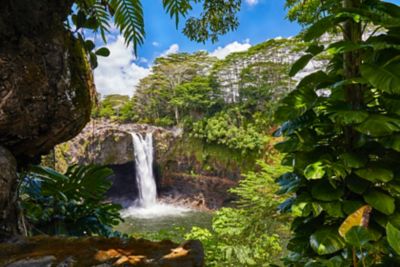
left=121, top=132, right=189, bottom=219
left=131, top=132, right=157, bottom=207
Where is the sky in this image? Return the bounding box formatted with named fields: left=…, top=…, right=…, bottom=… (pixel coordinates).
left=93, top=0, right=302, bottom=97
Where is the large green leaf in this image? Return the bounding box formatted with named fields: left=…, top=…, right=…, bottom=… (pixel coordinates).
left=364, top=190, right=395, bottom=215
left=355, top=167, right=394, bottom=183
left=275, top=87, right=317, bottom=122
left=329, top=110, right=368, bottom=125
left=344, top=226, right=375, bottom=247
left=340, top=153, right=366, bottom=168
left=304, top=162, right=325, bottom=180
left=386, top=222, right=400, bottom=255
left=381, top=95, right=400, bottom=116
left=290, top=54, right=314, bottom=77
left=311, top=180, right=343, bottom=201
left=361, top=63, right=400, bottom=94
left=310, top=228, right=346, bottom=255
left=380, top=134, right=400, bottom=152
left=303, top=16, right=334, bottom=42
left=346, top=176, right=370, bottom=195
left=355, top=115, right=400, bottom=137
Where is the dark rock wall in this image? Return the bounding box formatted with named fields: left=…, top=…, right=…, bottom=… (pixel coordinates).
left=106, top=162, right=138, bottom=207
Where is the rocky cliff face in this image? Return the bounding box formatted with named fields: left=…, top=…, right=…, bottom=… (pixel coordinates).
left=50, top=119, right=237, bottom=210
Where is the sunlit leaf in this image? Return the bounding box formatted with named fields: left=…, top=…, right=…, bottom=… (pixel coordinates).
left=339, top=205, right=372, bottom=237
left=310, top=228, right=345, bottom=255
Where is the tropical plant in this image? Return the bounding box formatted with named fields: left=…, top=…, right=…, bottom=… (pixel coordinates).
left=186, top=160, right=290, bottom=266
left=275, top=0, right=400, bottom=265
left=20, top=165, right=123, bottom=237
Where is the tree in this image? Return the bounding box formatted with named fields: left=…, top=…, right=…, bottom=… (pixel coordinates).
left=170, top=76, right=220, bottom=121
left=152, top=52, right=216, bottom=124
left=276, top=0, right=400, bottom=265
left=239, top=62, right=291, bottom=121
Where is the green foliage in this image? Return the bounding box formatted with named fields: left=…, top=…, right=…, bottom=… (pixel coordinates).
left=186, top=161, right=291, bottom=266
left=191, top=111, right=268, bottom=155
left=92, top=94, right=131, bottom=121
left=20, top=165, right=123, bottom=237
left=276, top=1, right=400, bottom=266
left=132, top=52, right=218, bottom=125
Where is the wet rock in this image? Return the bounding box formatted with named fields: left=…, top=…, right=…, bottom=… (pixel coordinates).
left=6, top=256, right=56, bottom=267
left=0, top=146, right=20, bottom=240
left=0, top=236, right=204, bottom=267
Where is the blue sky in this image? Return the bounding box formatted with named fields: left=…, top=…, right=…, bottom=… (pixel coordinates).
left=94, top=0, right=301, bottom=97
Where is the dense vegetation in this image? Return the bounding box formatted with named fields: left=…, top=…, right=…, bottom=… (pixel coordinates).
left=21, top=165, right=123, bottom=237
left=275, top=0, right=400, bottom=265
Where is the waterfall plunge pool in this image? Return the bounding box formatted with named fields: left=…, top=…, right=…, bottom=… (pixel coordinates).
left=117, top=132, right=213, bottom=240
left=116, top=207, right=213, bottom=240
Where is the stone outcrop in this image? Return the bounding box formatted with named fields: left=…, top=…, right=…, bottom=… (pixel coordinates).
left=0, top=0, right=95, bottom=162
left=0, top=236, right=204, bottom=266
left=0, top=146, right=20, bottom=240
left=50, top=120, right=238, bottom=210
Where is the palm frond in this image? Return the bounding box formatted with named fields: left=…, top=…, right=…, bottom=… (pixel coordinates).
left=92, top=2, right=111, bottom=42
left=110, top=0, right=145, bottom=53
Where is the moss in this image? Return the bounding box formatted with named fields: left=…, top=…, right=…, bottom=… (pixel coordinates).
left=165, top=135, right=257, bottom=180
left=67, top=34, right=94, bottom=122
left=54, top=143, right=71, bottom=173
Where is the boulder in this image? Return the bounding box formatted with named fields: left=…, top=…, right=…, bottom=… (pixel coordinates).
left=0, top=0, right=95, bottom=162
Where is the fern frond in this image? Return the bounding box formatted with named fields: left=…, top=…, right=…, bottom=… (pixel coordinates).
left=110, top=0, right=145, bottom=54
left=162, top=0, right=193, bottom=27
left=92, top=2, right=111, bottom=43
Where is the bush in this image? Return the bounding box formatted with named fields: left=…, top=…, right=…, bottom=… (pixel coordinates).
left=186, top=160, right=291, bottom=266
left=20, top=165, right=123, bottom=237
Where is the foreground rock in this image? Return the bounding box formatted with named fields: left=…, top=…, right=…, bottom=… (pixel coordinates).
left=0, top=236, right=204, bottom=267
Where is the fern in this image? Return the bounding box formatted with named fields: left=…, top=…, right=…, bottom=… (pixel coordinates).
left=92, top=2, right=111, bottom=43
left=110, top=0, right=145, bottom=53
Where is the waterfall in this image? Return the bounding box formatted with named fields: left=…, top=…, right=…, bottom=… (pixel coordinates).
left=122, top=131, right=189, bottom=219
left=131, top=132, right=157, bottom=207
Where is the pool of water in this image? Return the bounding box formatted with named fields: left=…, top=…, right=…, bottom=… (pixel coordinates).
left=116, top=204, right=213, bottom=241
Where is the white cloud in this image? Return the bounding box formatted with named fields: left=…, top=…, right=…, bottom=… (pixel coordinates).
left=246, top=0, right=259, bottom=6
left=161, top=44, right=180, bottom=57
left=210, top=41, right=251, bottom=59
left=152, top=41, right=160, bottom=47
left=94, top=36, right=151, bottom=97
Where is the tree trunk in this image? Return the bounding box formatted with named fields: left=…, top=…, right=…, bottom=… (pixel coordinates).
left=0, top=146, right=21, bottom=241
left=343, top=0, right=363, bottom=147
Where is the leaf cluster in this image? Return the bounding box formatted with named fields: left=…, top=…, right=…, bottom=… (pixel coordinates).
left=275, top=1, right=400, bottom=266
left=20, top=165, right=123, bottom=237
